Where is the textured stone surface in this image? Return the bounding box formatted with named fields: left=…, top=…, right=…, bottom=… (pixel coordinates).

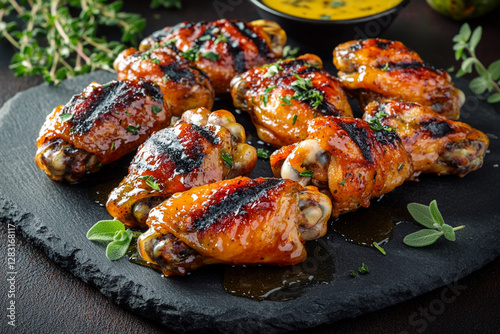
left=1, top=71, right=499, bottom=333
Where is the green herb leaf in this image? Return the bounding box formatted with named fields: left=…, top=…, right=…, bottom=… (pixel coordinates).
left=407, top=202, right=437, bottom=229
left=487, top=60, right=500, bottom=80
left=299, top=170, right=313, bottom=177
left=429, top=200, right=445, bottom=226
left=403, top=229, right=443, bottom=247
left=126, top=125, right=140, bottom=135
left=59, top=112, right=73, bottom=122
left=487, top=92, right=500, bottom=103
left=106, top=229, right=133, bottom=260
left=441, top=224, right=456, bottom=241
left=151, top=105, right=162, bottom=115
left=201, top=52, right=220, bottom=62
left=86, top=220, right=125, bottom=241
left=350, top=270, right=358, bottom=277
left=469, top=76, right=490, bottom=94
left=358, top=263, right=369, bottom=274
left=257, top=148, right=270, bottom=159
left=221, top=150, right=233, bottom=168
left=292, top=114, right=298, bottom=125
left=469, top=26, right=482, bottom=52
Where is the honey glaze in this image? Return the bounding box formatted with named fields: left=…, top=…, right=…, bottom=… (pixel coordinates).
left=127, top=236, right=162, bottom=272
left=332, top=197, right=412, bottom=247
left=222, top=238, right=335, bottom=301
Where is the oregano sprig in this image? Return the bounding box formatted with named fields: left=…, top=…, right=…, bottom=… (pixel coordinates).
left=452, top=23, right=500, bottom=104
left=86, top=219, right=140, bottom=260
left=404, top=200, right=465, bottom=247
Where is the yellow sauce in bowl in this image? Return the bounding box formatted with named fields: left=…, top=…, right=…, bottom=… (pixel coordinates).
left=261, top=0, right=404, bottom=20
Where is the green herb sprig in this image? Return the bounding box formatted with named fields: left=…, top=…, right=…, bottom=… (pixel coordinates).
left=256, top=148, right=270, bottom=159
left=86, top=220, right=140, bottom=260
left=350, top=263, right=369, bottom=277
left=452, top=23, right=500, bottom=104
left=404, top=200, right=465, bottom=247
left=0, top=0, right=148, bottom=85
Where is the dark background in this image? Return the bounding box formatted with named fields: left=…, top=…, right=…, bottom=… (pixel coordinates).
left=1, top=0, right=499, bottom=333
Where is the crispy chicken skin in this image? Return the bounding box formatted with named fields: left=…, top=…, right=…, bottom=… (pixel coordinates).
left=333, top=39, right=465, bottom=120
left=137, top=176, right=332, bottom=276
left=106, top=108, right=257, bottom=228
left=363, top=100, right=489, bottom=177
left=139, top=19, right=286, bottom=95
left=35, top=80, right=171, bottom=183
left=270, top=116, right=413, bottom=218
left=114, top=47, right=214, bottom=117
left=231, top=54, right=353, bottom=147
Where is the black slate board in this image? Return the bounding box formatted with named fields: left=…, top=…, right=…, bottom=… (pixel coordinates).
left=1, top=71, right=499, bottom=333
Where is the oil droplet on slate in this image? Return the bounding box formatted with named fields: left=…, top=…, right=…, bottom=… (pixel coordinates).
left=222, top=238, right=335, bottom=301
left=90, top=178, right=123, bottom=206
left=332, top=200, right=412, bottom=247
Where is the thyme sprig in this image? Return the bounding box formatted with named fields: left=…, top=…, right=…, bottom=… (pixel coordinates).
left=453, top=23, right=500, bottom=104
left=0, top=0, right=151, bottom=85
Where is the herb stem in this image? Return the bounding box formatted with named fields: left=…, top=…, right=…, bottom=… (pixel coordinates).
left=8, top=0, right=24, bottom=15
left=453, top=225, right=466, bottom=231
left=467, top=47, right=500, bottom=94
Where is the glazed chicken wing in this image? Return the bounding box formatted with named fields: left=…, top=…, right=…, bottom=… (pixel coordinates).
left=270, top=116, right=413, bottom=218
left=114, top=47, right=214, bottom=117
left=139, top=19, right=286, bottom=95
left=231, top=54, right=353, bottom=147
left=137, top=176, right=332, bottom=276
left=106, top=108, right=257, bottom=228
left=363, top=100, right=489, bottom=177
left=333, top=39, right=465, bottom=120
left=35, top=80, right=171, bottom=183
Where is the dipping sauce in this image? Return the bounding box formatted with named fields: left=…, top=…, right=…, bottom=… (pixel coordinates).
left=262, top=0, right=403, bottom=20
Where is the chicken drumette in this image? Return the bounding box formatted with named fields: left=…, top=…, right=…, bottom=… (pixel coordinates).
left=333, top=39, right=465, bottom=120
left=363, top=100, right=489, bottom=177
left=114, top=47, right=214, bottom=117
left=137, top=176, right=332, bottom=276
left=106, top=108, right=257, bottom=228
left=139, top=19, right=286, bottom=95
left=231, top=54, right=353, bottom=147
left=270, top=116, right=413, bottom=218
left=35, top=80, right=171, bottom=183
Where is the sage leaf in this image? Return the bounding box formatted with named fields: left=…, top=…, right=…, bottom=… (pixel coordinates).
left=469, top=76, right=489, bottom=95
left=106, top=240, right=130, bottom=260
left=442, top=224, right=456, bottom=241
left=86, top=220, right=125, bottom=241
left=407, top=203, right=436, bottom=228
left=429, top=200, right=445, bottom=226
left=403, top=229, right=443, bottom=247
left=487, top=92, right=500, bottom=103
left=488, top=59, right=500, bottom=80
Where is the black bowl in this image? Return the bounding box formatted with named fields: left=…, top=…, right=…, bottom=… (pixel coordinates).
left=249, top=0, right=410, bottom=44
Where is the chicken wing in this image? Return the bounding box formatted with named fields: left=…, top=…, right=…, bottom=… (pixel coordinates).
left=35, top=80, right=171, bottom=183
left=333, top=39, right=465, bottom=120
left=363, top=100, right=489, bottom=177
left=139, top=19, right=286, bottom=95
left=270, top=116, right=413, bottom=218
left=137, top=176, right=332, bottom=276
left=114, top=47, right=214, bottom=117
left=106, top=108, right=257, bottom=228
left=231, top=54, right=353, bottom=147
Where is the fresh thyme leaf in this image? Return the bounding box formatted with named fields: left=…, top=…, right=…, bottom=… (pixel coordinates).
left=146, top=178, right=160, bottom=191
left=151, top=105, right=162, bottom=115
left=280, top=95, right=292, bottom=106
left=221, top=150, right=233, bottom=168
left=452, top=23, right=500, bottom=104
left=373, top=242, right=386, bottom=255
left=358, top=263, right=369, bottom=274
left=292, top=114, right=298, bottom=125
left=299, top=170, right=313, bottom=177
left=59, top=112, right=73, bottom=122
left=201, top=52, right=220, bottom=62
left=257, top=148, right=270, bottom=159
left=261, top=85, right=276, bottom=107
left=126, top=125, right=140, bottom=135
left=290, top=74, right=323, bottom=109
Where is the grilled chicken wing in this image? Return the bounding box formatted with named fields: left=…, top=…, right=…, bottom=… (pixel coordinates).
left=114, top=47, right=214, bottom=117
left=106, top=108, right=257, bottom=228
left=137, top=176, right=332, bottom=276
left=270, top=116, right=413, bottom=218
left=139, top=19, right=286, bottom=95
left=35, top=80, right=171, bottom=183
left=231, top=54, right=353, bottom=147
left=363, top=100, right=489, bottom=177
left=333, top=39, right=465, bottom=120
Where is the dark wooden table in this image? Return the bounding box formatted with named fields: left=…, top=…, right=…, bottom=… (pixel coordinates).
left=1, top=0, right=499, bottom=333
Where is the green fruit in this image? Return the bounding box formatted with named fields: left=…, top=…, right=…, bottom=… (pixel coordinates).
left=426, top=0, right=500, bottom=20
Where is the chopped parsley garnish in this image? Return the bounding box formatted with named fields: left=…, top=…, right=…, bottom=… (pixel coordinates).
left=221, top=150, right=233, bottom=168
left=137, top=175, right=160, bottom=191
left=151, top=57, right=161, bottom=65
left=126, top=125, right=140, bottom=135
left=110, top=141, right=115, bottom=151
left=263, top=61, right=284, bottom=78
left=214, top=33, right=228, bottom=44
left=151, top=105, right=162, bottom=115
left=280, top=95, right=292, bottom=106
left=381, top=62, right=390, bottom=71
left=368, top=111, right=394, bottom=132
left=257, top=148, right=270, bottom=159
left=299, top=169, right=313, bottom=177
left=290, top=74, right=323, bottom=109
left=292, top=114, right=298, bottom=125
left=59, top=112, right=73, bottom=122
left=261, top=85, right=276, bottom=107
left=201, top=52, right=220, bottom=62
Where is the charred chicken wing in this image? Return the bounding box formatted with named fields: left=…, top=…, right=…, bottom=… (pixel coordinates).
left=333, top=39, right=465, bottom=120
left=231, top=54, right=353, bottom=147
left=106, top=108, right=257, bottom=228
left=114, top=47, right=214, bottom=117
left=137, top=176, right=332, bottom=276
left=139, top=19, right=286, bottom=95
left=270, top=116, right=413, bottom=218
left=363, top=100, right=489, bottom=177
left=35, top=80, right=171, bottom=183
